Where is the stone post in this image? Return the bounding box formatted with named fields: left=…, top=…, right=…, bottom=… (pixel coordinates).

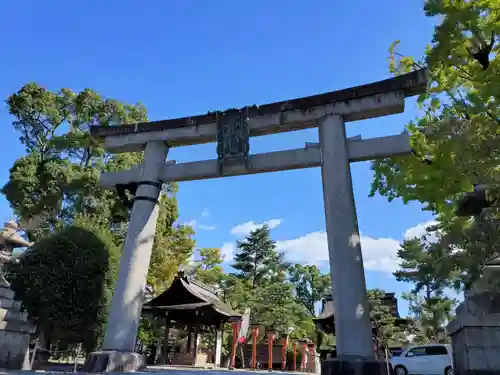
left=84, top=141, right=169, bottom=372
left=318, top=115, right=387, bottom=375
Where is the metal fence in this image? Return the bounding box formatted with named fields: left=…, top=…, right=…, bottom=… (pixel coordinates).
left=30, top=341, right=84, bottom=373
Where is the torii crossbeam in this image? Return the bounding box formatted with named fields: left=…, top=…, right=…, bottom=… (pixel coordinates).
left=84, top=69, right=428, bottom=374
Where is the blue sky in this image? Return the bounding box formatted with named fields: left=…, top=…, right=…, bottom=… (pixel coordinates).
left=0, top=1, right=438, bottom=316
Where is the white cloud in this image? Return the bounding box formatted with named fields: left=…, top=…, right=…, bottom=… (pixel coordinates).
left=220, top=242, right=236, bottom=261
left=185, top=219, right=216, bottom=231
left=187, top=252, right=197, bottom=267
left=185, top=209, right=215, bottom=230
left=199, top=225, right=217, bottom=231
left=185, top=220, right=197, bottom=227
left=403, top=220, right=438, bottom=241
left=403, top=219, right=464, bottom=254
left=230, top=219, right=283, bottom=237
left=219, top=220, right=439, bottom=273
left=276, top=231, right=401, bottom=273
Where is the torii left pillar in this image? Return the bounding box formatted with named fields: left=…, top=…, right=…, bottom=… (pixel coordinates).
left=84, top=141, right=169, bottom=373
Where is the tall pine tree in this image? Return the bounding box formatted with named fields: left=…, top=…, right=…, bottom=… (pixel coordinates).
left=231, top=224, right=289, bottom=289
left=395, top=236, right=456, bottom=343
left=231, top=224, right=297, bottom=333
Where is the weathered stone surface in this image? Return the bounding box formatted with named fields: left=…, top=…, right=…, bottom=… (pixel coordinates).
left=0, top=287, right=14, bottom=300
left=0, top=330, right=31, bottom=370
left=0, top=221, right=36, bottom=370
left=447, top=258, right=500, bottom=375
left=0, top=283, right=36, bottom=369
left=448, top=318, right=500, bottom=375
left=0, top=297, right=14, bottom=309
left=0, top=307, right=28, bottom=322
left=0, top=320, right=36, bottom=333
left=83, top=351, right=147, bottom=373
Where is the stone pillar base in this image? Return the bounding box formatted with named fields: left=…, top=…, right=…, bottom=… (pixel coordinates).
left=83, top=351, right=147, bottom=373
left=0, top=284, right=37, bottom=370
left=321, top=357, right=393, bottom=375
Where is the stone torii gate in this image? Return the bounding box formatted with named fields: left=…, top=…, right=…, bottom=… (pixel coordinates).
left=84, top=69, right=428, bottom=374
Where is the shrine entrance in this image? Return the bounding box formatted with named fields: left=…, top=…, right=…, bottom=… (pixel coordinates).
left=142, top=270, right=241, bottom=367
left=84, top=68, right=428, bottom=373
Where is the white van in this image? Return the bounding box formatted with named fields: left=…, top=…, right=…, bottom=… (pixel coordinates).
left=391, top=344, right=453, bottom=375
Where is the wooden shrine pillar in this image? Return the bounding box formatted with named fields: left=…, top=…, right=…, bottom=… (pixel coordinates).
left=292, top=340, right=298, bottom=371
left=192, top=323, right=200, bottom=363
left=299, top=339, right=308, bottom=371
left=214, top=322, right=223, bottom=367
left=250, top=325, right=260, bottom=369
left=186, top=326, right=193, bottom=354
left=162, top=317, right=171, bottom=365
left=280, top=335, right=289, bottom=371
left=267, top=330, right=275, bottom=371
left=307, top=343, right=315, bottom=372
left=230, top=320, right=240, bottom=369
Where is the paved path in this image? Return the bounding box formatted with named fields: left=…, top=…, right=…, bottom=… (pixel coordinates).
left=0, top=368, right=315, bottom=375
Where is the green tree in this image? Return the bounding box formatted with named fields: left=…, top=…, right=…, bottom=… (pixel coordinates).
left=232, top=225, right=289, bottom=289
left=250, top=282, right=304, bottom=335
left=288, top=264, right=330, bottom=316
left=3, top=83, right=195, bottom=348
left=230, top=225, right=304, bottom=336
left=3, top=83, right=195, bottom=291
left=147, top=195, right=195, bottom=295
left=218, top=273, right=250, bottom=311
left=193, top=248, right=225, bottom=286
left=370, top=1, right=500, bottom=288
left=367, top=289, right=406, bottom=352
left=8, top=217, right=120, bottom=352
left=2, top=84, right=145, bottom=236
left=395, top=237, right=456, bottom=343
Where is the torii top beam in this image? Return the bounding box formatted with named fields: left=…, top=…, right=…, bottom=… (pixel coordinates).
left=89, top=69, right=428, bottom=153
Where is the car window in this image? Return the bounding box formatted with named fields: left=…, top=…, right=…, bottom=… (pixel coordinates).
left=406, top=347, right=427, bottom=357
left=425, top=346, right=448, bottom=355
left=391, top=349, right=402, bottom=357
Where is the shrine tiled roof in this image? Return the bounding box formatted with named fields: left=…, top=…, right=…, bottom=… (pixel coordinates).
left=143, top=271, right=241, bottom=322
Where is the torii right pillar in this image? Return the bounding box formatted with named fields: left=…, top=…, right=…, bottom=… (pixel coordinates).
left=319, top=114, right=387, bottom=375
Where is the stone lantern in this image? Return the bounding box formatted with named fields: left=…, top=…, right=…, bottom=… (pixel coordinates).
left=0, top=220, right=34, bottom=288
left=447, top=256, right=500, bottom=374
left=0, top=220, right=36, bottom=370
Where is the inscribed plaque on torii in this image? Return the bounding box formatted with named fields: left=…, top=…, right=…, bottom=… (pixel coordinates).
left=216, top=109, right=250, bottom=173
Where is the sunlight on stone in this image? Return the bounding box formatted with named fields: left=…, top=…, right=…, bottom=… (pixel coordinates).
left=349, top=233, right=360, bottom=247
left=355, top=303, right=365, bottom=318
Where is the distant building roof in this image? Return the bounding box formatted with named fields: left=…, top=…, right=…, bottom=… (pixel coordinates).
left=313, top=292, right=410, bottom=335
